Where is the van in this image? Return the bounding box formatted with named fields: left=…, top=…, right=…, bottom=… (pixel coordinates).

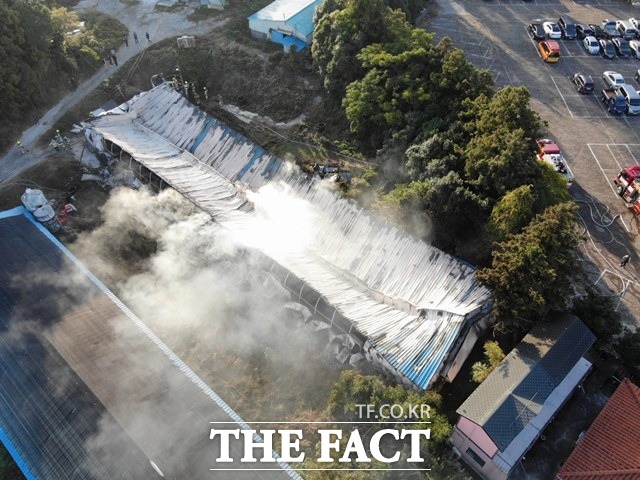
left=617, top=20, right=638, bottom=41
left=558, top=16, right=576, bottom=39
left=539, top=40, right=560, bottom=62
left=616, top=85, right=640, bottom=114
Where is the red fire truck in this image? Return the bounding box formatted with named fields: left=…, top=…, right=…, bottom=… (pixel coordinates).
left=613, top=165, right=640, bottom=215
left=536, top=139, right=574, bottom=186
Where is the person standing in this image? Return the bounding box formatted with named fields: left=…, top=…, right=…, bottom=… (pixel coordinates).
left=133, top=32, right=139, bottom=44
left=16, top=141, right=26, bottom=154
left=145, top=31, right=151, bottom=43
left=124, top=35, right=129, bottom=47
left=112, top=54, right=118, bottom=66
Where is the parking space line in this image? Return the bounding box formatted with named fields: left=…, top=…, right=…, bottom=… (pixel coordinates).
left=626, top=145, right=638, bottom=163
left=550, top=75, right=574, bottom=118
left=606, top=144, right=624, bottom=171
left=587, top=143, right=620, bottom=198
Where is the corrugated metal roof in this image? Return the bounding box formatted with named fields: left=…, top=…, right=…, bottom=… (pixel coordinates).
left=0, top=207, right=299, bottom=480
left=248, top=0, right=322, bottom=37
left=457, top=315, right=595, bottom=451
left=556, top=378, right=640, bottom=480
left=89, top=85, right=492, bottom=390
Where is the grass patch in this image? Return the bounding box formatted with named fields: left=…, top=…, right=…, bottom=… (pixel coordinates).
left=82, top=11, right=129, bottom=53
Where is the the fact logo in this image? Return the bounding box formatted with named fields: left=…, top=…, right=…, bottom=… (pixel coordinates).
left=209, top=403, right=432, bottom=469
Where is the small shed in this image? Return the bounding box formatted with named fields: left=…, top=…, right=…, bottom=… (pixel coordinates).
left=177, top=35, right=196, bottom=48
left=247, top=0, right=323, bottom=52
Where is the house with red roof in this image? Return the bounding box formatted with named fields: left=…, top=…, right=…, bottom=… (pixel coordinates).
left=556, top=377, right=640, bottom=479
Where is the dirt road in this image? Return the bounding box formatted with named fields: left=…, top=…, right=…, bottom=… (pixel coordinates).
left=0, top=0, right=226, bottom=183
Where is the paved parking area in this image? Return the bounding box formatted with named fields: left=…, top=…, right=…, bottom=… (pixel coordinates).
left=423, top=0, right=640, bottom=324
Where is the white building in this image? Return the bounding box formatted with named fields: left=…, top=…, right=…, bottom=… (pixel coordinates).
left=248, top=0, right=323, bottom=52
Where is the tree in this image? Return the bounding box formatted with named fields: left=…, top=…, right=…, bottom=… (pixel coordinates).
left=422, top=172, right=490, bottom=254
left=615, top=328, right=640, bottom=375
left=312, top=0, right=410, bottom=98
left=487, top=185, right=536, bottom=242
left=464, top=128, right=540, bottom=201
left=405, top=131, right=463, bottom=182
left=464, top=86, right=543, bottom=143
left=343, top=34, right=493, bottom=152
left=572, top=287, right=622, bottom=346
left=471, top=340, right=505, bottom=383
left=476, top=202, right=583, bottom=332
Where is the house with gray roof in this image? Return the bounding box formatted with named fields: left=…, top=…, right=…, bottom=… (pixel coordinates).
left=451, top=315, right=596, bottom=480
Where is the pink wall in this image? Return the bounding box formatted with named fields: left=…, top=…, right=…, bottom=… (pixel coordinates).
left=456, top=416, right=499, bottom=457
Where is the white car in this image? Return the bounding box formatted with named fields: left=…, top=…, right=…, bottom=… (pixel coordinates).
left=603, top=71, right=626, bottom=89
left=543, top=22, right=562, bottom=39
left=630, top=17, right=639, bottom=30
left=630, top=40, right=640, bottom=59
left=583, top=36, right=600, bottom=55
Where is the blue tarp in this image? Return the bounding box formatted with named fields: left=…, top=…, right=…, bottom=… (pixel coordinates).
left=270, top=30, right=307, bottom=51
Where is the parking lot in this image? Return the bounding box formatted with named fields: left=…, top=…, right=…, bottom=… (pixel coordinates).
left=424, top=0, right=640, bottom=324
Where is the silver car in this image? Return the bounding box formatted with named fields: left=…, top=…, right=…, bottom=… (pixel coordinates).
left=603, top=71, right=626, bottom=89
left=583, top=36, right=600, bottom=55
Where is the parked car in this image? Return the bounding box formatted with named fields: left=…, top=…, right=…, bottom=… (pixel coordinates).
left=576, top=24, right=594, bottom=40
left=602, top=88, right=627, bottom=114
left=602, top=19, right=621, bottom=39
left=528, top=23, right=546, bottom=40
left=616, top=84, right=640, bottom=114
left=539, top=40, right=561, bottom=62
left=602, top=71, right=626, bottom=89
left=636, top=69, right=640, bottom=82
left=599, top=39, right=617, bottom=58
left=612, top=38, right=632, bottom=57
left=630, top=40, right=640, bottom=59
left=573, top=73, right=594, bottom=94
left=590, top=24, right=607, bottom=39
left=558, top=16, right=577, bottom=39
left=631, top=18, right=640, bottom=29
left=583, top=36, right=600, bottom=55
left=616, top=20, right=638, bottom=40
left=543, top=22, right=562, bottom=39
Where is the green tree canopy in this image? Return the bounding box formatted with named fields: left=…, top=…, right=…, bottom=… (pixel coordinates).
left=488, top=185, right=536, bottom=242
left=343, top=35, right=493, bottom=152
left=328, top=370, right=451, bottom=443
left=571, top=287, right=622, bottom=346
left=312, top=0, right=410, bottom=98
left=477, top=202, right=583, bottom=331
left=471, top=340, right=505, bottom=383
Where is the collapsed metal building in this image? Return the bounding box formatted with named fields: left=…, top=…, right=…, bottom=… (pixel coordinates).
left=86, top=85, right=493, bottom=390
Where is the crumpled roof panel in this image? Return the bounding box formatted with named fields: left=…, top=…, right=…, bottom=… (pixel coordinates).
left=90, top=86, right=492, bottom=389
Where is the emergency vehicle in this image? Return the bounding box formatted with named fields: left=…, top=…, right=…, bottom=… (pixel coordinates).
left=613, top=165, right=640, bottom=215
left=536, top=139, right=574, bottom=186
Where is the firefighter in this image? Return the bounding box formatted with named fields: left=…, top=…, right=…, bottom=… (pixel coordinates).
left=16, top=141, right=26, bottom=154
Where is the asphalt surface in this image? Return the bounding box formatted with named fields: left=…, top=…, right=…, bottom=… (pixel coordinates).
left=0, top=0, right=227, bottom=183
left=425, top=0, right=640, bottom=327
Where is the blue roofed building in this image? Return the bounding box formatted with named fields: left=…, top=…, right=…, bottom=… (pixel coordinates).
left=451, top=315, right=596, bottom=480
left=248, top=0, right=323, bottom=52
